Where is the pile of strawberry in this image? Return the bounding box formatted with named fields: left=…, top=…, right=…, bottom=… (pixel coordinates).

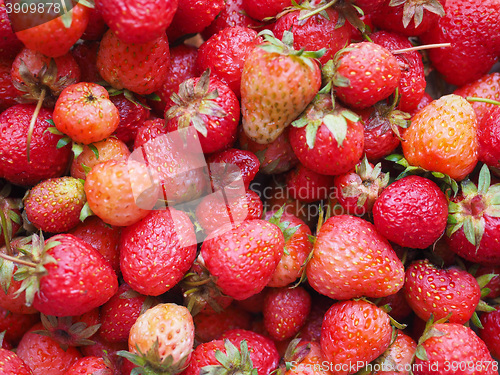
left=2, top=0, right=500, bottom=374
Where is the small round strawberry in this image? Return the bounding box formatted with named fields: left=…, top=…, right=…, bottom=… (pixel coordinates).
left=321, top=300, right=393, bottom=374
left=478, top=306, right=500, bottom=359
left=97, top=30, right=170, bottom=95
left=84, top=159, right=160, bottom=227
left=0, top=347, right=33, bottom=375
left=165, top=70, right=240, bottom=154
left=263, top=286, right=311, bottom=341
left=96, top=0, right=178, bottom=44
left=329, top=41, right=401, bottom=109
left=24, top=177, right=86, bottom=233
left=286, top=164, right=335, bottom=203
left=402, top=94, right=478, bottom=181
left=306, top=215, right=405, bottom=300
left=404, top=259, right=481, bottom=324
left=242, top=0, right=291, bottom=21
left=201, top=219, right=285, bottom=300
left=119, top=208, right=197, bottom=296
left=64, top=356, right=114, bottom=375
left=124, top=303, right=194, bottom=374
left=110, top=93, right=150, bottom=144
left=53, top=82, right=120, bottom=144
left=373, top=175, right=448, bottom=249
left=0, top=104, right=72, bottom=186
left=289, top=94, right=364, bottom=176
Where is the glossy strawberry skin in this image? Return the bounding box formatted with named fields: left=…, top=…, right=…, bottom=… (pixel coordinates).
left=0, top=57, right=20, bottom=111
left=193, top=305, right=252, bottom=343
left=33, top=234, right=118, bottom=317
left=0, top=348, right=34, bottom=375
left=110, top=93, right=150, bottom=144
left=479, top=307, right=500, bottom=359
left=306, top=215, right=405, bottom=300
left=0, top=0, right=23, bottom=58
left=64, top=356, right=113, bottom=375
left=404, top=260, right=481, bottom=324
left=0, top=104, right=72, bottom=187
left=201, top=219, right=285, bottom=300
left=286, top=164, right=335, bottom=203
left=376, top=331, right=417, bottom=375
left=478, top=106, right=500, bottom=169
left=242, top=0, right=291, bottom=21
left=0, top=306, right=39, bottom=346
left=208, top=148, right=260, bottom=191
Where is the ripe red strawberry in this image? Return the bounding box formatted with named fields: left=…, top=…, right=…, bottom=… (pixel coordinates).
left=53, top=82, right=120, bottom=144
left=402, top=94, right=478, bottom=181
left=299, top=295, right=332, bottom=343
left=122, top=303, right=194, bottom=374
left=84, top=159, right=160, bottom=227
left=306, top=215, right=405, bottom=300
left=134, top=118, right=167, bottom=149
left=242, top=0, right=291, bottom=21
left=241, top=31, right=322, bottom=144
left=80, top=334, right=127, bottom=370
left=286, top=164, right=335, bottom=203
left=478, top=306, right=500, bottom=359
left=263, top=286, right=311, bottom=341
left=110, top=93, right=150, bottom=144
left=64, top=356, right=114, bottom=375
left=375, top=289, right=413, bottom=322
left=197, top=27, right=262, bottom=99
left=13, top=2, right=91, bottom=57
left=96, top=0, right=177, bottom=44
left=71, top=41, right=102, bottom=83
left=273, top=2, right=352, bottom=65
left=181, top=339, right=228, bottom=375
left=0, top=306, right=39, bottom=345
left=371, top=0, right=445, bottom=36
left=0, top=0, right=23, bottom=59
left=328, top=41, right=401, bottom=109
left=97, top=30, right=170, bottom=95
left=373, top=175, right=448, bottom=249
left=321, top=300, right=393, bottom=375
left=404, top=259, right=481, bottom=324
left=119, top=208, right=197, bottom=296
left=0, top=347, right=33, bottom=374
left=165, top=70, right=240, bottom=154
left=193, top=305, right=252, bottom=343
left=289, top=94, right=364, bottom=176
left=478, top=106, right=500, bottom=170
left=201, top=219, right=285, bottom=300
left=24, top=177, right=86, bottom=233
left=420, top=0, right=500, bottom=86
left=207, top=148, right=260, bottom=191
left=413, top=322, right=497, bottom=375
left=373, top=330, right=417, bottom=375
left=0, top=104, right=72, bottom=186
left=476, top=265, right=500, bottom=299
left=446, top=165, right=500, bottom=265
left=0, top=56, right=20, bottom=111
left=81, top=6, right=108, bottom=41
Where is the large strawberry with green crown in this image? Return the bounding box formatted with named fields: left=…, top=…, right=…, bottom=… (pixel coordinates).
left=241, top=30, right=323, bottom=144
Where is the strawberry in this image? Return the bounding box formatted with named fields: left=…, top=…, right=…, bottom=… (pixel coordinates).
left=110, top=93, right=150, bottom=144
left=298, top=295, right=332, bottom=343
left=373, top=175, right=448, bottom=249
left=327, top=41, right=401, bottom=109
left=134, top=118, right=167, bottom=149
left=121, top=303, right=194, bottom=374
left=119, top=208, right=197, bottom=296
left=201, top=219, right=285, bottom=300
left=241, top=31, right=322, bottom=145
left=478, top=306, right=500, bottom=360
left=476, top=266, right=500, bottom=299
left=53, top=82, right=120, bottom=144
left=402, top=94, right=478, bottom=181
left=478, top=106, right=500, bottom=170
left=0, top=104, right=72, bottom=186
left=193, top=305, right=252, bottom=343
left=413, top=322, right=497, bottom=375
left=375, top=289, right=413, bottom=322
left=242, top=0, right=292, bottom=21
left=0, top=306, right=39, bottom=345
left=64, top=356, right=114, bottom=375
left=419, top=0, right=500, bottom=87
left=16, top=322, right=82, bottom=375
left=286, top=164, right=335, bottom=203
left=371, top=0, right=445, bottom=36
left=446, top=165, right=500, bottom=265
left=181, top=339, right=227, bottom=375
left=24, top=177, right=87, bottom=233
left=71, top=41, right=102, bottom=83
left=263, top=286, right=311, bottom=341
left=12, top=2, right=91, bottom=58
left=81, top=6, right=108, bottom=41
left=84, top=159, right=160, bottom=227
left=81, top=333, right=127, bottom=371
left=97, top=30, right=170, bottom=95
left=0, top=347, right=33, bottom=374
left=207, top=148, right=260, bottom=191
left=96, top=0, right=177, bottom=44
left=404, top=259, right=481, bottom=324
left=0, top=56, right=20, bottom=111
left=0, top=184, right=22, bottom=248
left=306, top=215, right=405, bottom=300
left=281, top=340, right=329, bottom=375
left=273, top=1, right=352, bottom=65
left=289, top=94, right=364, bottom=176
left=0, top=0, right=23, bottom=59
left=321, top=300, right=393, bottom=375
left=369, top=330, right=417, bottom=375
left=165, top=69, right=240, bottom=154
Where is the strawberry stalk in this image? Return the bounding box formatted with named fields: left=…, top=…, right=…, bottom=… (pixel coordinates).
left=466, top=97, right=500, bottom=106
left=297, top=0, right=338, bottom=20
left=0, top=209, right=13, bottom=256
left=0, top=252, right=37, bottom=268
left=391, top=43, right=451, bottom=54
left=26, top=88, right=46, bottom=162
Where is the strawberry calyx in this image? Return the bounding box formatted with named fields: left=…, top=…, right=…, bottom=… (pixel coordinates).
left=32, top=313, right=101, bottom=351
left=272, top=0, right=332, bottom=24
left=200, top=339, right=259, bottom=375
left=0, top=184, right=22, bottom=253
left=413, top=313, right=450, bottom=362
left=166, top=69, right=227, bottom=138
left=365, top=91, right=411, bottom=141
left=447, top=164, right=500, bottom=249
left=388, top=0, right=445, bottom=28
left=275, top=338, right=311, bottom=375
left=267, top=205, right=302, bottom=248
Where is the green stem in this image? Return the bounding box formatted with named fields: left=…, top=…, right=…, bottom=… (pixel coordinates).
left=27, top=88, right=46, bottom=162
left=391, top=43, right=451, bottom=54
left=0, top=209, right=12, bottom=256
left=0, top=252, right=37, bottom=268
left=297, top=0, right=338, bottom=20
left=466, top=97, right=500, bottom=106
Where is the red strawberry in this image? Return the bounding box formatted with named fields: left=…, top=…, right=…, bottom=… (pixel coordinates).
left=201, top=219, right=285, bottom=300
left=279, top=340, right=329, bottom=375
left=420, top=0, right=500, bottom=86
left=119, top=208, right=197, bottom=296
left=289, top=94, right=364, bottom=176
left=286, top=164, right=335, bottom=203
left=193, top=305, right=252, bottom=343
left=64, top=356, right=114, bottom=375
left=80, top=333, right=127, bottom=370
left=299, top=295, right=332, bottom=343
left=478, top=106, right=500, bottom=170
left=306, top=215, right=405, bottom=300
left=71, top=41, right=102, bottom=83
left=375, top=289, right=413, bottom=322
left=208, top=148, right=260, bottom=191
left=478, top=306, right=500, bottom=360
left=0, top=306, right=39, bottom=346
left=242, top=0, right=291, bottom=21
left=404, top=259, right=481, bottom=324
left=373, top=175, right=448, bottom=249
left=165, top=70, right=240, bottom=154
left=0, top=0, right=23, bottom=58
left=0, top=56, right=20, bottom=111
left=96, top=0, right=177, bottom=44
left=97, top=30, right=170, bottom=95
left=321, top=300, right=393, bottom=375
left=371, top=330, right=417, bottom=375
left=110, top=93, right=150, bottom=144
left=24, top=177, right=86, bottom=233
left=181, top=339, right=227, bottom=375
left=0, top=104, right=72, bottom=186
left=241, top=31, right=322, bottom=144
left=0, top=347, right=33, bottom=375
left=12, top=2, right=91, bottom=57
left=53, top=82, right=120, bottom=144
left=328, top=41, right=401, bottom=109
left=476, top=266, right=500, bottom=299
left=134, top=118, right=167, bottom=149
left=263, top=286, right=311, bottom=341
left=81, top=6, right=108, bottom=41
